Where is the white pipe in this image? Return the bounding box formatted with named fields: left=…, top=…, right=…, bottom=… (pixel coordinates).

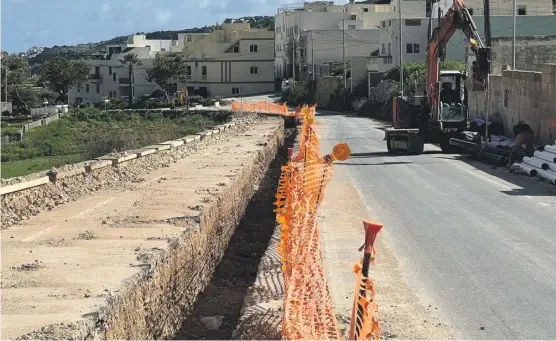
left=515, top=162, right=538, bottom=176
left=522, top=156, right=549, bottom=170
left=533, top=150, right=556, bottom=163
left=544, top=145, right=556, bottom=154
left=537, top=169, right=556, bottom=185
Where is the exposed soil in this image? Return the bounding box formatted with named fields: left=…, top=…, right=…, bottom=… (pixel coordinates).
left=174, top=128, right=296, bottom=340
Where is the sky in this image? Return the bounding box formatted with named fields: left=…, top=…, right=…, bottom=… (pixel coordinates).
left=1, top=0, right=313, bottom=53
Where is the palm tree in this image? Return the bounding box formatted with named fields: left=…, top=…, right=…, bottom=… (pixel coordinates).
left=119, top=53, right=142, bottom=108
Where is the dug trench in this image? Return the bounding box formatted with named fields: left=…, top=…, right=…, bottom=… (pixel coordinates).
left=0, top=115, right=291, bottom=340
left=174, top=127, right=295, bottom=340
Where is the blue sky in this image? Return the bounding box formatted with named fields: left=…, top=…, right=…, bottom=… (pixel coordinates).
left=1, top=0, right=306, bottom=53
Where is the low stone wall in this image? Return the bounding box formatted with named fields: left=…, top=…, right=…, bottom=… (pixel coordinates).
left=4, top=115, right=286, bottom=340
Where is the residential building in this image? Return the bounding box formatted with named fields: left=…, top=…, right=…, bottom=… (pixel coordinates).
left=372, top=10, right=556, bottom=74
left=180, top=22, right=275, bottom=97
left=68, top=23, right=275, bottom=104
left=274, top=0, right=430, bottom=80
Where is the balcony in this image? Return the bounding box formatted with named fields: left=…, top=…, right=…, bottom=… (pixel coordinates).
left=119, top=78, right=130, bottom=86
left=201, top=75, right=207, bottom=80
left=88, top=74, right=102, bottom=82
left=367, top=57, right=379, bottom=72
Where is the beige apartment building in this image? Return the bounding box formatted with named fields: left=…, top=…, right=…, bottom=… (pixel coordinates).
left=68, top=23, right=274, bottom=105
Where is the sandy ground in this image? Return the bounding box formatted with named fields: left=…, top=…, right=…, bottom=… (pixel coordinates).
left=318, top=140, right=456, bottom=339
left=0, top=117, right=282, bottom=339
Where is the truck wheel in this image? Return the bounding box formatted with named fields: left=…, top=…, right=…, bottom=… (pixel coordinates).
left=409, top=135, right=425, bottom=155
left=386, top=137, right=394, bottom=153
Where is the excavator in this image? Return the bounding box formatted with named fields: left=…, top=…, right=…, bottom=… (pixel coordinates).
left=384, top=0, right=491, bottom=154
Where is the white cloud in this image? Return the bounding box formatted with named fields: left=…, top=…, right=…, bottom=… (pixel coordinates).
left=100, top=3, right=112, bottom=12
left=198, top=0, right=209, bottom=9
left=155, top=9, right=172, bottom=22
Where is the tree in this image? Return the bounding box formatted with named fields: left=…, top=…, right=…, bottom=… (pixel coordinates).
left=119, top=53, right=142, bottom=108
left=1, top=54, right=31, bottom=110
left=39, top=57, right=89, bottom=103
left=146, top=54, right=188, bottom=100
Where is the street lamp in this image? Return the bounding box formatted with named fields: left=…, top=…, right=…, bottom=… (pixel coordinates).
left=104, top=98, right=110, bottom=111
left=43, top=99, right=49, bottom=107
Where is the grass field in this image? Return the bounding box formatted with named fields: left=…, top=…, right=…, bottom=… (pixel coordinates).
left=1, top=108, right=230, bottom=179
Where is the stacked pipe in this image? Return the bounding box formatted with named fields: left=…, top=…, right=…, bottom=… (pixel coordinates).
left=513, top=141, right=556, bottom=185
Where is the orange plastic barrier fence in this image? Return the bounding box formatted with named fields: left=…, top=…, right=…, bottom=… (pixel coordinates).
left=231, top=101, right=294, bottom=116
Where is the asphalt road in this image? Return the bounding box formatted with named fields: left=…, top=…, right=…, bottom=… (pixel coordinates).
left=316, top=111, right=556, bottom=339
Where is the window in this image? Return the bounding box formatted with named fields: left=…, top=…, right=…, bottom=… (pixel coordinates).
left=388, top=20, right=391, bottom=26
left=348, top=24, right=356, bottom=30
left=381, top=44, right=386, bottom=54
left=388, top=42, right=391, bottom=55
left=250, top=44, right=258, bottom=52
left=504, top=90, right=509, bottom=107
left=413, top=43, right=420, bottom=53
left=186, top=65, right=192, bottom=79
left=232, top=87, right=240, bottom=95
left=201, top=65, right=207, bottom=80
left=405, top=19, right=421, bottom=26
left=363, top=7, right=368, bottom=12
left=250, top=66, right=259, bottom=75
left=77, top=85, right=81, bottom=92
left=109, top=66, right=112, bottom=75
left=161, top=48, right=166, bottom=51
left=300, top=48, right=305, bottom=57
left=85, top=84, right=89, bottom=93
left=233, top=45, right=239, bottom=53
left=95, top=66, right=100, bottom=75
left=406, top=43, right=413, bottom=53
left=96, top=84, right=100, bottom=93
left=188, top=35, right=193, bottom=41
left=518, top=5, right=526, bottom=15
left=113, top=73, right=117, bottom=81
left=468, top=8, right=474, bottom=15
left=351, top=14, right=357, bottom=20
left=381, top=21, right=385, bottom=28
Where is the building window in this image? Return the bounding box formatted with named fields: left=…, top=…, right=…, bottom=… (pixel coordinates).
left=96, top=84, right=100, bottom=93
left=348, top=24, right=356, bottom=30
left=468, top=8, right=474, bottom=15
left=518, top=5, right=526, bottom=15
left=95, top=66, right=100, bottom=75
left=233, top=45, right=239, bottom=53
left=77, top=85, right=81, bottom=92
left=413, top=43, right=420, bottom=53
left=186, top=65, right=192, bottom=79
left=388, top=20, right=391, bottom=26
left=406, top=43, right=413, bottom=53
left=351, top=14, right=357, bottom=20
left=504, top=90, right=509, bottom=107
left=250, top=44, right=258, bottom=52
left=363, top=7, right=368, bottom=12
left=85, top=84, right=90, bottom=93
left=113, top=73, right=117, bottom=81
left=232, top=87, right=240, bottom=95
left=405, top=19, right=421, bottom=26
left=109, top=66, right=112, bottom=75
left=381, top=21, right=385, bottom=28
left=201, top=65, right=207, bottom=80
left=250, top=66, right=259, bottom=75
left=300, top=48, right=305, bottom=57
left=187, top=35, right=192, bottom=41
left=388, top=42, right=391, bottom=55
left=381, top=44, right=386, bottom=54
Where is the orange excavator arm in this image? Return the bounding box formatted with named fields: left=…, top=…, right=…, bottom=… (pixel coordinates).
left=426, top=0, right=490, bottom=111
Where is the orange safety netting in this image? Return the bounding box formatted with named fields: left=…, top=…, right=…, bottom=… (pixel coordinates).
left=274, top=105, right=344, bottom=340
left=231, top=101, right=294, bottom=116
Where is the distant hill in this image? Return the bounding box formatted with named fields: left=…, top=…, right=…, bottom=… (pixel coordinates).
left=27, top=15, right=274, bottom=69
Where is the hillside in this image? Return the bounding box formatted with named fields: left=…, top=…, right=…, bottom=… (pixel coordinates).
left=27, top=16, right=274, bottom=68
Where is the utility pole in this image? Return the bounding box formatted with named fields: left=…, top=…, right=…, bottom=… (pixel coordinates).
left=398, top=0, right=404, bottom=96
left=292, top=36, right=296, bottom=88
left=512, top=0, right=517, bottom=69
left=311, top=32, right=316, bottom=103
left=343, top=19, right=346, bottom=105
left=483, top=0, right=492, bottom=145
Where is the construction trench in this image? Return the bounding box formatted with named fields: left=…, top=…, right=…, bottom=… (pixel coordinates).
left=0, top=113, right=294, bottom=340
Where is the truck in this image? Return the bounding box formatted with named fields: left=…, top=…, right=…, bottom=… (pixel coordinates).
left=384, top=0, right=491, bottom=155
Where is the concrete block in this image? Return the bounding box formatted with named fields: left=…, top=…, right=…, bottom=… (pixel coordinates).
left=160, top=140, right=184, bottom=148
left=211, top=129, right=220, bottom=134
left=145, top=144, right=171, bottom=151
left=130, top=148, right=157, bottom=157
left=98, top=153, right=138, bottom=165
left=49, top=162, right=88, bottom=181
left=86, top=160, right=112, bottom=172
left=213, top=124, right=227, bottom=132
left=200, top=131, right=213, bottom=139
left=181, top=135, right=201, bottom=144
left=0, top=176, right=50, bottom=196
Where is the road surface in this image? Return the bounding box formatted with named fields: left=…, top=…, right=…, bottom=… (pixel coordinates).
left=316, top=111, right=556, bottom=339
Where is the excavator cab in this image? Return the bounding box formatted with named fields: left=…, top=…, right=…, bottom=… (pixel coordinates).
left=438, top=70, right=468, bottom=128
